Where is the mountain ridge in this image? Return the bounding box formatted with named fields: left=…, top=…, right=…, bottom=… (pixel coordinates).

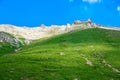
left=0, top=19, right=120, bottom=41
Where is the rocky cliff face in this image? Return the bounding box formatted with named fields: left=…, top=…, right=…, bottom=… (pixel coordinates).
left=0, top=24, right=66, bottom=40
left=0, top=31, right=22, bottom=48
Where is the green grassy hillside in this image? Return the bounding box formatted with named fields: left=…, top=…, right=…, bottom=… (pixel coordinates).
left=0, top=28, right=120, bottom=80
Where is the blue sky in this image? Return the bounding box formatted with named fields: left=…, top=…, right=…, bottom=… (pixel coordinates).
left=0, top=0, right=120, bottom=27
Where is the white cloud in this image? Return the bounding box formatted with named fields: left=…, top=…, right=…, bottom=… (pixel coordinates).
left=82, top=0, right=101, bottom=4
left=117, top=6, right=120, bottom=11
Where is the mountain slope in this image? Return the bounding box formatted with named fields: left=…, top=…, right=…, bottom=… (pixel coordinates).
left=0, top=19, right=111, bottom=40
left=0, top=31, right=23, bottom=56
left=0, top=28, right=120, bottom=80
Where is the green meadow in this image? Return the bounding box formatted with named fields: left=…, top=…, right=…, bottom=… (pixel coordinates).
left=0, top=28, right=120, bottom=80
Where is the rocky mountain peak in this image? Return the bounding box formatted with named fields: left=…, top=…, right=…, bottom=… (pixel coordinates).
left=0, top=19, right=119, bottom=41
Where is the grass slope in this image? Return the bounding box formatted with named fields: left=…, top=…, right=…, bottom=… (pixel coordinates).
left=0, top=28, right=120, bottom=80
left=0, top=42, right=17, bottom=56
